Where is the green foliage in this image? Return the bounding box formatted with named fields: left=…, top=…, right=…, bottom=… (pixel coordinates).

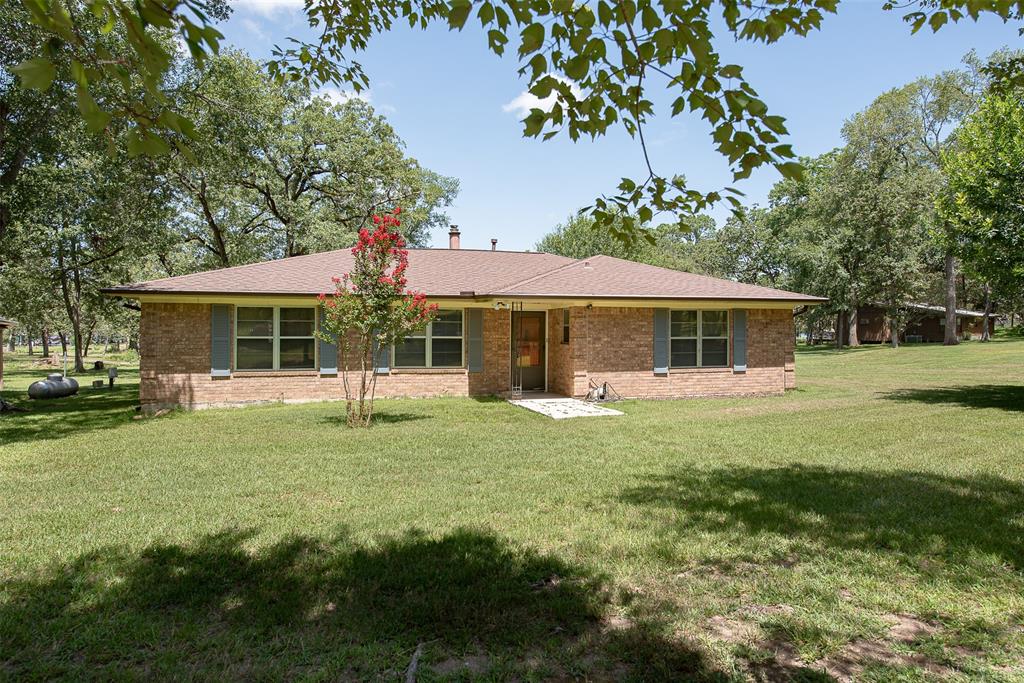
left=317, top=210, right=438, bottom=427
left=535, top=211, right=724, bottom=275
left=165, top=51, right=458, bottom=270
left=939, top=91, right=1024, bottom=292
left=12, top=0, right=1019, bottom=238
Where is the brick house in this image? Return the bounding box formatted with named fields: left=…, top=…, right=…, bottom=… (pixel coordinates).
left=841, top=304, right=996, bottom=344
left=104, top=231, right=825, bottom=409
left=0, top=318, right=13, bottom=391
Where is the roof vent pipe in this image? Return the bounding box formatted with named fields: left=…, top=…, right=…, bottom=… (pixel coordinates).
left=491, top=238, right=497, bottom=251
left=449, top=225, right=461, bottom=250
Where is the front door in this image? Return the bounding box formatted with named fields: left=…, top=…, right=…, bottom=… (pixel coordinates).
left=512, top=311, right=546, bottom=391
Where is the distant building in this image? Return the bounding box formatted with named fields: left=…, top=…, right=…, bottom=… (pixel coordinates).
left=840, top=304, right=994, bottom=344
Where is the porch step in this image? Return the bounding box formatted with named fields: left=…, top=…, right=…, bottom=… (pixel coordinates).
left=507, top=397, right=624, bottom=420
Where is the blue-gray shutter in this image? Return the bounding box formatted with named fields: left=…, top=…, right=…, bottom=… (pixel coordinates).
left=467, top=308, right=483, bottom=372
left=653, top=308, right=669, bottom=374
left=733, top=309, right=747, bottom=372
left=373, top=333, right=390, bottom=374
left=318, top=309, right=338, bottom=375
left=210, top=304, right=231, bottom=377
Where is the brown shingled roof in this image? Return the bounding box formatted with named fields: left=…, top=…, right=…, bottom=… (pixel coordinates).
left=104, top=248, right=826, bottom=303
left=0, top=317, right=15, bottom=328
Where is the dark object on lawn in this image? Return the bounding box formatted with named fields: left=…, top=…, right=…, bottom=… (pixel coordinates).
left=28, top=373, right=79, bottom=400
left=93, top=360, right=104, bottom=370
left=92, top=380, right=104, bottom=389
left=108, top=367, right=118, bottom=388
left=0, top=398, right=28, bottom=412
left=586, top=380, right=621, bottom=403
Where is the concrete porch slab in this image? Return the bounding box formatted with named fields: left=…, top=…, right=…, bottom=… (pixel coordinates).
left=508, top=397, right=624, bottom=420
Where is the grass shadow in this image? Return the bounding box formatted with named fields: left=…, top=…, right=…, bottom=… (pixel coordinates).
left=882, top=384, right=1024, bottom=413
left=621, top=465, right=1024, bottom=574
left=317, top=411, right=431, bottom=428
left=0, top=528, right=723, bottom=680
left=0, top=384, right=140, bottom=446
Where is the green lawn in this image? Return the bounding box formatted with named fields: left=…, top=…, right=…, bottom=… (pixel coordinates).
left=1, top=340, right=1022, bottom=681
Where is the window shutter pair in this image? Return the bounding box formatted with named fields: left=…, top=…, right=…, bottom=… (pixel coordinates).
left=319, top=309, right=338, bottom=375
left=733, top=310, right=748, bottom=372
left=211, top=304, right=231, bottom=377
left=652, top=308, right=748, bottom=373
left=210, top=305, right=340, bottom=376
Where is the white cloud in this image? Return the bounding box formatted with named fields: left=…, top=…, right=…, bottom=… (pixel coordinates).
left=316, top=87, right=397, bottom=114
left=232, top=0, right=304, bottom=18
left=239, top=18, right=266, bottom=39
left=317, top=87, right=372, bottom=106
left=502, top=75, right=582, bottom=117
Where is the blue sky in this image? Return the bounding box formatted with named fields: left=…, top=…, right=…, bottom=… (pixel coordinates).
left=221, top=2, right=1018, bottom=250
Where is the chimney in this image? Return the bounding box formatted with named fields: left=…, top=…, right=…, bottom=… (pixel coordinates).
left=490, top=238, right=498, bottom=251
left=448, top=225, right=461, bottom=250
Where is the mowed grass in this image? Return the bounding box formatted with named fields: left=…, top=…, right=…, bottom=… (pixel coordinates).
left=1, top=340, right=1023, bottom=681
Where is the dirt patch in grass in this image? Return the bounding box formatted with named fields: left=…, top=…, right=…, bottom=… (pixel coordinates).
left=884, top=613, right=940, bottom=642
left=430, top=654, right=491, bottom=677
left=706, top=615, right=760, bottom=644
left=816, top=638, right=953, bottom=680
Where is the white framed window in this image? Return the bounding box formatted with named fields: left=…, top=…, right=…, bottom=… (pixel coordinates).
left=235, top=306, right=316, bottom=370
left=670, top=310, right=729, bottom=368
left=393, top=309, right=464, bottom=368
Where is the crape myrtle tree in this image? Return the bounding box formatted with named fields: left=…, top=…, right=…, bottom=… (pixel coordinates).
left=11, top=0, right=1022, bottom=241
left=318, top=208, right=437, bottom=427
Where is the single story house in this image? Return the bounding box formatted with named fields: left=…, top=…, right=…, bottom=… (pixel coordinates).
left=841, top=304, right=995, bottom=344
left=0, top=317, right=14, bottom=391
left=104, top=231, right=825, bottom=410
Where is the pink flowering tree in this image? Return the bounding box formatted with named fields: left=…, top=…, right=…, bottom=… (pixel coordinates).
left=318, top=207, right=437, bottom=427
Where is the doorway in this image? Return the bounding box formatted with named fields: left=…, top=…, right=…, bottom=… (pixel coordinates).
left=512, top=310, right=546, bottom=391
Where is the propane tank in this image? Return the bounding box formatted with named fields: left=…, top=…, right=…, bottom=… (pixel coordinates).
left=28, top=373, right=80, bottom=400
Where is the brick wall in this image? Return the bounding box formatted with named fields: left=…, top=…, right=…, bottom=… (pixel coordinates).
left=547, top=308, right=572, bottom=396
left=140, top=303, right=513, bottom=409
left=564, top=306, right=794, bottom=398
left=139, top=303, right=797, bottom=408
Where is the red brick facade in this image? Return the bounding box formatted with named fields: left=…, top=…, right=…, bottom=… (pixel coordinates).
left=139, top=302, right=797, bottom=408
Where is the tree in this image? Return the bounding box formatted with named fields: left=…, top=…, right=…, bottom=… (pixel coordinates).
left=318, top=208, right=437, bottom=427
left=166, top=51, right=457, bottom=270
left=939, top=91, right=1024, bottom=304
left=535, top=211, right=722, bottom=274
left=14, top=0, right=1019, bottom=238
left=7, top=131, right=168, bottom=372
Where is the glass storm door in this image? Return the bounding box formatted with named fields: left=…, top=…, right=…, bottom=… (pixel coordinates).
left=513, top=311, right=546, bottom=391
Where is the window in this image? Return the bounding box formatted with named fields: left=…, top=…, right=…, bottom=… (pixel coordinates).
left=562, top=309, right=570, bottom=344
left=235, top=306, right=316, bottom=370
left=670, top=310, right=729, bottom=368
left=393, top=309, right=464, bottom=368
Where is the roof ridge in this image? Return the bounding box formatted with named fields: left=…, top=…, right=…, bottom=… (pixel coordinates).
left=584, top=253, right=813, bottom=298
left=492, top=256, right=588, bottom=294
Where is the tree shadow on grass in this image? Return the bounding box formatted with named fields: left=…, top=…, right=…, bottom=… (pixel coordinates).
left=0, top=528, right=723, bottom=681
left=0, top=383, right=141, bottom=446
left=317, top=410, right=431, bottom=428
left=621, top=465, right=1024, bottom=575
left=882, top=384, right=1024, bottom=413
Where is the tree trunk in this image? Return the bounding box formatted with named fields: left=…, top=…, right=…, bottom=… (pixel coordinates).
left=59, top=332, right=68, bottom=358
left=41, top=328, right=50, bottom=357
left=944, top=251, right=959, bottom=346
left=27, top=331, right=34, bottom=355
left=6, top=331, right=13, bottom=352
left=805, top=316, right=815, bottom=346
left=129, top=335, right=138, bottom=351
left=847, top=308, right=860, bottom=347
left=981, top=284, right=992, bottom=342
left=835, top=312, right=844, bottom=349
left=72, top=328, right=85, bottom=374
left=890, top=318, right=899, bottom=349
